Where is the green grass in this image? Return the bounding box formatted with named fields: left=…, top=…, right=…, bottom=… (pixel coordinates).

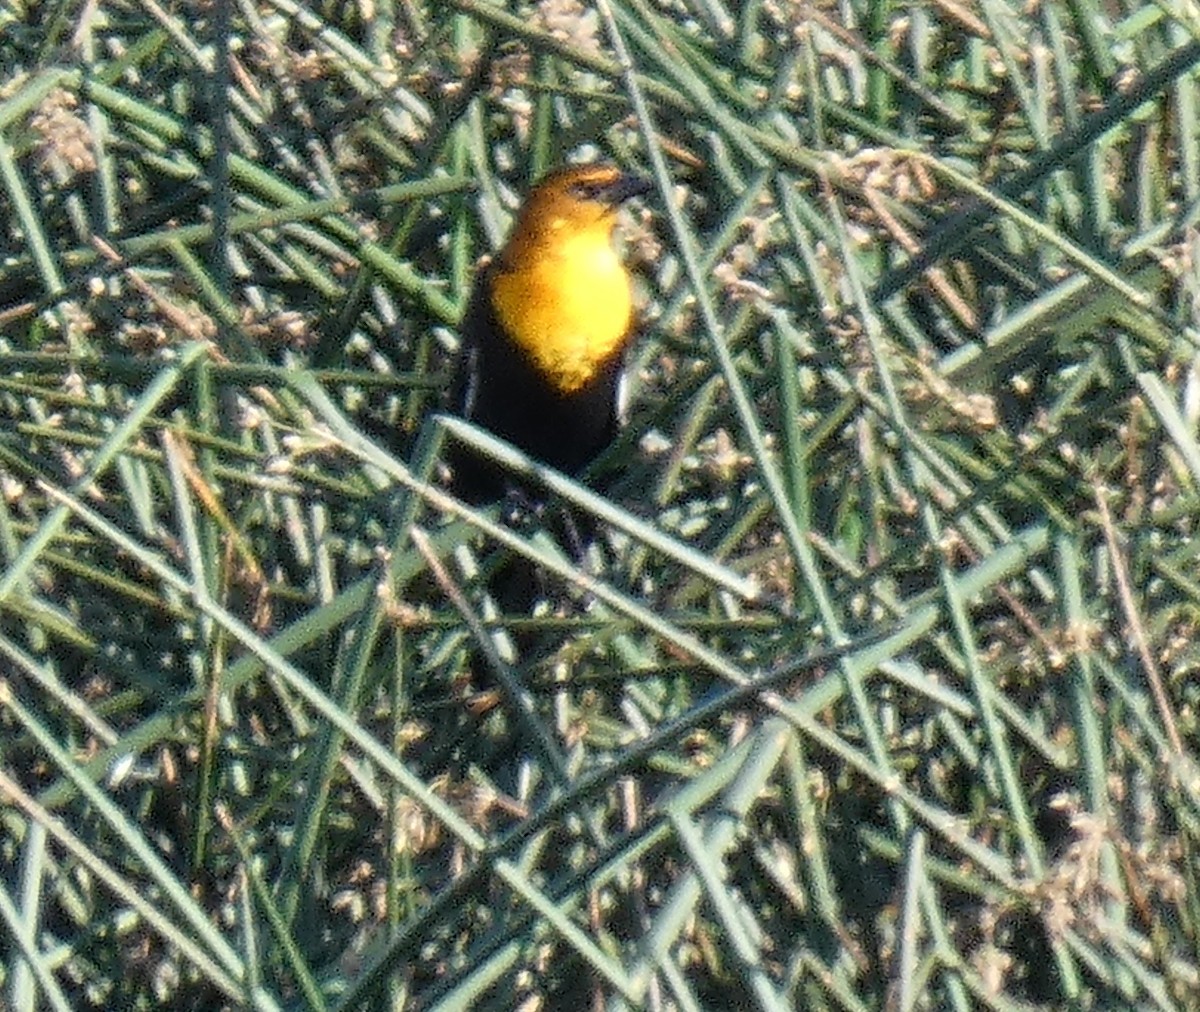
left=1, top=0, right=1199, bottom=1008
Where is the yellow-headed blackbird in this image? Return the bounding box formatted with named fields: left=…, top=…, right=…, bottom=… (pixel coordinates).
left=448, top=163, right=651, bottom=504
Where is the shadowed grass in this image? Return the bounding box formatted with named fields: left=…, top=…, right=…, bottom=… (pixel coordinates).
left=1, top=0, right=1199, bottom=1008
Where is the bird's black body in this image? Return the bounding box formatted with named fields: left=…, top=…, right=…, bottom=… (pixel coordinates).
left=447, top=260, right=625, bottom=504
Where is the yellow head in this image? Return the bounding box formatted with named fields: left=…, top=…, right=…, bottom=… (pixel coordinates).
left=489, top=164, right=650, bottom=395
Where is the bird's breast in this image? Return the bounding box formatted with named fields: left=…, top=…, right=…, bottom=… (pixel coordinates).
left=491, top=234, right=634, bottom=395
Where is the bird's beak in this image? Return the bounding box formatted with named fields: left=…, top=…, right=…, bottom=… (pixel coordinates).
left=604, top=173, right=653, bottom=205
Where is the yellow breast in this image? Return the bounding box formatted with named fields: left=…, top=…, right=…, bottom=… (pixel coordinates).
left=490, top=223, right=634, bottom=395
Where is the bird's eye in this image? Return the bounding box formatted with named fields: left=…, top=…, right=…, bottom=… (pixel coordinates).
left=569, top=180, right=608, bottom=200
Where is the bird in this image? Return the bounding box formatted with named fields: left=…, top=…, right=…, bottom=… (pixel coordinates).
left=447, top=162, right=651, bottom=509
